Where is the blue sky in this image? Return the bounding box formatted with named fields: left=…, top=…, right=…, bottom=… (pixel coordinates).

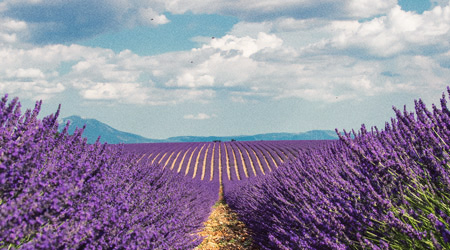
left=1, top=0, right=450, bottom=139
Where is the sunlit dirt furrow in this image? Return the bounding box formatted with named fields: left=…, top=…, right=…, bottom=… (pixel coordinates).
left=257, top=144, right=279, bottom=168
left=164, top=147, right=182, bottom=170
left=193, top=144, right=206, bottom=179
left=201, top=144, right=210, bottom=180
left=235, top=145, right=249, bottom=178
left=224, top=143, right=232, bottom=181
left=242, top=146, right=257, bottom=177
left=153, top=151, right=166, bottom=165
left=263, top=144, right=285, bottom=165
left=151, top=152, right=161, bottom=165
left=136, top=153, right=146, bottom=163
left=230, top=144, right=241, bottom=180
left=222, top=144, right=230, bottom=181
left=210, top=143, right=215, bottom=181
left=185, top=146, right=198, bottom=176
left=256, top=147, right=272, bottom=172
left=177, top=147, right=192, bottom=173
left=170, top=150, right=182, bottom=170
left=157, top=152, right=168, bottom=165
left=271, top=147, right=286, bottom=164
left=162, top=151, right=175, bottom=169
left=223, top=144, right=229, bottom=179
left=218, top=143, right=223, bottom=183
left=249, top=147, right=265, bottom=175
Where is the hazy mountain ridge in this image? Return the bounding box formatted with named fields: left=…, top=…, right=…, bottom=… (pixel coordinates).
left=166, top=130, right=339, bottom=142
left=59, top=116, right=159, bottom=144
left=59, top=116, right=339, bottom=144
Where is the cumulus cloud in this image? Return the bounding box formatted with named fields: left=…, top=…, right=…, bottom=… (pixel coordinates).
left=184, top=113, right=216, bottom=120
left=204, top=32, right=283, bottom=57
left=147, top=30, right=415, bottom=103
left=0, top=17, right=28, bottom=45
left=0, top=0, right=399, bottom=45
left=346, top=0, right=397, bottom=18
left=304, top=4, right=450, bottom=57
left=79, top=82, right=147, bottom=103
left=0, top=80, right=65, bottom=100
left=1, top=1, right=450, bottom=107
left=6, top=68, right=45, bottom=79
left=0, top=18, right=27, bottom=31
left=137, top=7, right=170, bottom=26
left=152, top=5, right=450, bottom=104
left=1, top=24, right=449, bottom=107
left=167, top=73, right=215, bottom=88
left=0, top=40, right=225, bottom=104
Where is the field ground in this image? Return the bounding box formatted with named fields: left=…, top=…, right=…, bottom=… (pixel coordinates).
left=196, top=193, right=256, bottom=249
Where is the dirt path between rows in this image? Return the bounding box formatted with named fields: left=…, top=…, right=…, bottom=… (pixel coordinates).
left=195, top=184, right=257, bottom=250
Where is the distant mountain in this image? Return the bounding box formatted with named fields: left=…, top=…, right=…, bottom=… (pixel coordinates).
left=165, top=130, right=339, bottom=142
left=59, top=116, right=159, bottom=144
left=59, top=116, right=339, bottom=144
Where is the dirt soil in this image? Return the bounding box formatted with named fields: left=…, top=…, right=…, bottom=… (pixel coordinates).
left=195, top=199, right=257, bottom=250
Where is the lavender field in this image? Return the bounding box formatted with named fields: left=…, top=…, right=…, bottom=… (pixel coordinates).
left=121, top=140, right=332, bottom=182
left=2, top=87, right=450, bottom=249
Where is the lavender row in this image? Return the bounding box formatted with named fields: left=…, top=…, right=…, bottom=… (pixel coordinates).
left=0, top=94, right=218, bottom=249
left=256, top=142, right=284, bottom=166
left=225, top=141, right=239, bottom=181
left=243, top=142, right=268, bottom=176
left=225, top=87, right=450, bottom=249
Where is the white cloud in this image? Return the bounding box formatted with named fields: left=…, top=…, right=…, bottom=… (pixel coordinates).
left=71, top=58, right=140, bottom=83
left=0, top=18, right=28, bottom=45
left=1, top=1, right=450, bottom=107
left=0, top=80, right=64, bottom=100
left=0, top=33, right=17, bottom=43
left=307, top=4, right=450, bottom=57
left=346, top=0, right=396, bottom=18
left=1, top=25, right=448, bottom=107
left=152, top=8, right=450, bottom=104
left=6, top=68, right=45, bottom=79
left=163, top=33, right=281, bottom=89
left=184, top=113, right=216, bottom=120
left=0, top=18, right=27, bottom=31
left=203, top=32, right=283, bottom=57
left=0, top=0, right=398, bottom=46
left=79, top=82, right=148, bottom=103
left=0, top=44, right=105, bottom=99
left=137, top=7, right=170, bottom=26
left=167, top=72, right=215, bottom=88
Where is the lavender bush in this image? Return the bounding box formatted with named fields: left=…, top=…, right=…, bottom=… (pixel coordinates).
left=225, top=87, right=450, bottom=249
left=0, top=94, right=218, bottom=249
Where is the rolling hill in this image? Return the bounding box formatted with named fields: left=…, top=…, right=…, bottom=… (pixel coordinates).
left=59, top=116, right=339, bottom=144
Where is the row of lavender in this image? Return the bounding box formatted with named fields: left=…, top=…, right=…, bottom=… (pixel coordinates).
left=0, top=95, right=218, bottom=249
left=123, top=140, right=331, bottom=181
left=225, top=88, right=450, bottom=249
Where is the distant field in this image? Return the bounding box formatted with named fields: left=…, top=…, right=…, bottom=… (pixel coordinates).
left=122, top=140, right=335, bottom=181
